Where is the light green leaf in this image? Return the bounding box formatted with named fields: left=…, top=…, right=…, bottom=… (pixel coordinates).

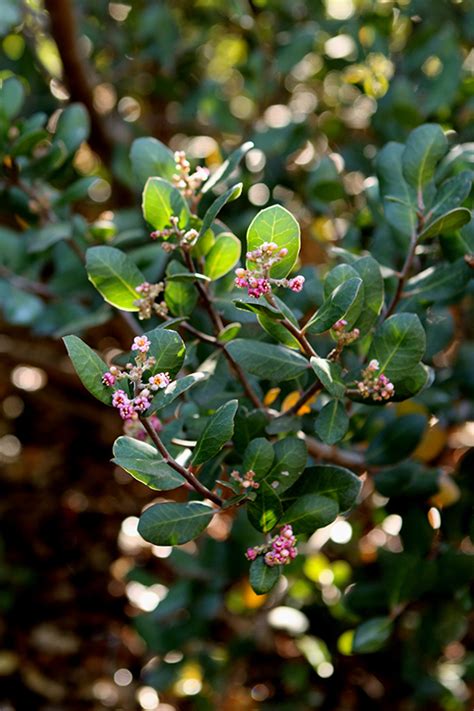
left=138, top=501, right=213, bottom=545
left=164, top=260, right=198, bottom=317
left=112, top=436, right=183, bottom=490
left=217, top=322, right=242, bottom=342
left=191, top=399, right=238, bottom=465
left=204, top=232, right=241, bottom=280
left=369, top=313, right=426, bottom=378
left=86, top=246, right=145, bottom=311
left=283, top=465, right=361, bottom=512
left=248, top=482, right=283, bottom=532
left=226, top=339, right=309, bottom=381
left=419, top=207, right=471, bottom=240
left=63, top=335, right=112, bottom=405
left=147, top=372, right=208, bottom=414
left=249, top=556, right=281, bottom=595
left=257, top=313, right=301, bottom=349
left=352, top=617, right=393, bottom=653
left=314, top=399, right=349, bottom=445
left=402, top=124, right=448, bottom=199
left=246, top=205, right=300, bottom=279
left=310, top=356, right=345, bottom=398
left=305, top=278, right=363, bottom=334
left=130, top=137, right=176, bottom=186
left=142, top=177, right=190, bottom=231
left=280, top=494, right=338, bottom=534
left=199, top=183, right=242, bottom=237
left=202, top=141, right=253, bottom=194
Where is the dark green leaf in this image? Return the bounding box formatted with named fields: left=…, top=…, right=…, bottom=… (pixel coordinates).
left=314, top=399, right=349, bottom=445
left=419, top=208, right=471, bottom=240
left=147, top=372, right=208, bottom=414
left=366, top=415, right=427, bottom=466
left=376, top=141, right=416, bottom=237
left=427, top=171, right=472, bottom=223
left=310, top=356, right=345, bottom=398
left=138, top=502, right=213, bottom=545
left=258, top=437, right=307, bottom=494
left=28, top=222, right=72, bottom=253
left=63, top=335, right=112, bottom=405
left=248, top=482, right=283, bottom=532
left=402, top=124, right=448, bottom=200
left=249, top=556, right=281, bottom=595
left=54, top=104, right=90, bottom=153
left=199, top=183, right=242, bottom=237
left=369, top=313, right=426, bottom=378
left=352, top=256, right=384, bottom=334
left=130, top=137, right=176, bottom=186
left=112, top=436, right=183, bottom=490
left=283, top=465, right=361, bottom=512
left=243, top=438, right=275, bottom=477
left=226, top=339, right=309, bottom=381
left=191, top=399, right=238, bottom=465
left=352, top=617, right=393, bottom=653
left=0, top=76, right=25, bottom=119
left=404, top=258, right=472, bottom=303
left=305, top=278, right=363, bottom=334
left=280, top=494, right=338, bottom=533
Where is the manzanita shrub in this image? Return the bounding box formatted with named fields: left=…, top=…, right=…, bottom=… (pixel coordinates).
left=58, top=124, right=472, bottom=603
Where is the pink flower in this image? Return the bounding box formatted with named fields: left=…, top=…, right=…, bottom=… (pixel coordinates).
left=367, top=359, right=379, bottom=372
left=288, top=275, right=305, bottom=293
left=148, top=372, right=171, bottom=391
left=119, top=404, right=137, bottom=421
left=131, top=335, right=151, bottom=353
left=246, top=547, right=258, bottom=561
left=112, top=390, right=129, bottom=408
left=132, top=394, right=151, bottom=413
left=102, top=372, right=116, bottom=387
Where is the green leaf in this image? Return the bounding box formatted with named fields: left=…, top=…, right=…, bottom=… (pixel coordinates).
left=249, top=556, right=281, bottom=595
left=191, top=399, right=238, bottom=465
left=427, top=171, right=472, bottom=223
left=199, top=183, right=242, bottom=237
left=63, top=335, right=112, bottom=405
left=314, top=399, right=349, bottom=445
left=164, top=260, right=198, bottom=317
left=404, top=258, right=472, bottom=303
left=310, top=356, right=345, bottom=398
left=0, top=76, right=25, bottom=119
left=217, top=322, right=242, bottom=342
left=369, top=313, right=426, bottom=378
left=246, top=205, right=300, bottom=279
left=376, top=141, right=416, bottom=237
left=54, top=104, right=90, bottom=153
left=28, top=222, right=72, bottom=253
left=419, top=207, right=471, bottom=240
left=305, top=278, right=363, bottom=334
left=351, top=256, right=384, bottom=335
left=366, top=414, right=427, bottom=465
left=112, top=436, right=183, bottom=490
left=279, top=494, right=338, bottom=534
left=259, top=437, right=307, bottom=494
left=402, top=124, right=448, bottom=201
left=352, top=617, right=393, bottom=653
left=233, top=297, right=281, bottom=319
left=243, top=438, right=275, bottom=477
left=387, top=363, right=432, bottom=402
left=248, top=482, right=283, bottom=532
left=10, top=128, right=49, bottom=157
left=146, top=326, right=186, bottom=377
left=142, top=177, right=190, bottom=231
left=257, top=313, right=301, bottom=350
left=226, top=339, right=309, bottom=381
left=147, top=372, right=208, bottom=414
left=138, top=501, right=213, bottom=545
left=283, top=465, right=361, bottom=512
left=130, top=137, right=176, bottom=186
left=324, top=264, right=363, bottom=327
left=86, top=246, right=145, bottom=311
left=202, top=141, right=254, bottom=194
left=204, top=232, right=241, bottom=280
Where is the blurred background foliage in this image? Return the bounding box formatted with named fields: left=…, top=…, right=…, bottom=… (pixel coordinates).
left=0, top=0, right=473, bottom=709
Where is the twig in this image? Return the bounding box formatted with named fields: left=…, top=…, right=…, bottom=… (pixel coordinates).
left=304, top=434, right=366, bottom=471
left=0, top=266, right=56, bottom=299
left=264, top=292, right=317, bottom=357
left=139, top=416, right=222, bottom=506
left=384, top=210, right=425, bottom=319
left=278, top=380, right=323, bottom=418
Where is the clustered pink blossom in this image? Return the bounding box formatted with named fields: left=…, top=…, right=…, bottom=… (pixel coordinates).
left=234, top=241, right=305, bottom=298
left=230, top=469, right=260, bottom=490
left=102, top=336, right=173, bottom=421
left=357, top=359, right=395, bottom=401
left=172, top=150, right=209, bottom=198
left=332, top=318, right=360, bottom=346
left=245, top=524, right=298, bottom=567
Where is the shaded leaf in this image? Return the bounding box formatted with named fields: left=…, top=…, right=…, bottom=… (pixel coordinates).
left=138, top=502, right=213, bottom=545
left=191, top=399, right=238, bottom=465
left=112, top=436, right=183, bottom=490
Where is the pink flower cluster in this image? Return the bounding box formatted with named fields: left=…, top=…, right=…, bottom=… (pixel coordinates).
left=332, top=318, right=360, bottom=346
left=230, top=469, right=260, bottom=490
left=357, top=359, right=395, bottom=401
left=246, top=524, right=298, bottom=567
left=134, top=281, right=168, bottom=320
left=102, top=335, right=173, bottom=421
left=234, top=241, right=305, bottom=298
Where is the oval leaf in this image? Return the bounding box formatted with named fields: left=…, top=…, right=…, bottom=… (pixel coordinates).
left=112, top=436, right=183, bottom=490
left=86, top=246, right=145, bottom=311
left=246, top=205, right=300, bottom=279
left=138, top=501, right=213, bottom=545
left=191, top=399, right=238, bottom=465
left=204, top=232, right=242, bottom=281
left=63, top=335, right=112, bottom=405
left=142, top=177, right=189, bottom=231
left=249, top=555, right=281, bottom=595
